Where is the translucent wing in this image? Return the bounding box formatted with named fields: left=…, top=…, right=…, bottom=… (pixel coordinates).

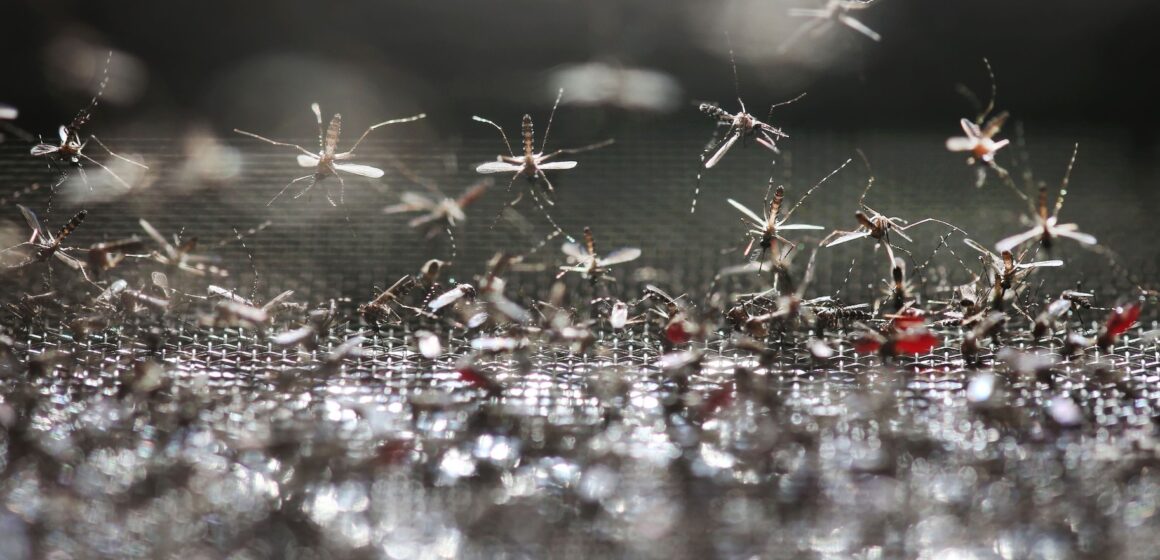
left=995, top=227, right=1041, bottom=253
left=476, top=161, right=523, bottom=174
left=837, top=13, right=881, bottom=41
left=1017, top=260, right=1064, bottom=270
left=538, top=161, right=578, bottom=170
left=272, top=326, right=314, bottom=347
left=399, top=192, right=436, bottom=208
left=30, top=143, right=59, bottom=156
left=825, top=230, right=870, bottom=247
left=333, top=162, right=385, bottom=178
left=561, top=242, right=588, bottom=260
left=138, top=219, right=171, bottom=250
left=704, top=131, right=739, bottom=169
left=16, top=204, right=47, bottom=241
left=58, top=125, right=69, bottom=143
left=727, top=198, right=765, bottom=225
left=777, top=223, right=825, bottom=230
left=428, top=286, right=471, bottom=311
left=599, top=248, right=642, bottom=266
left=959, top=118, right=981, bottom=139
left=296, top=154, right=320, bottom=168
left=1056, top=229, right=1097, bottom=246
left=0, top=105, right=16, bottom=120
left=945, top=137, right=975, bottom=152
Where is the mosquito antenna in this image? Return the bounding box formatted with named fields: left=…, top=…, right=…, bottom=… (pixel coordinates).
left=472, top=116, right=516, bottom=157
left=978, top=57, right=997, bottom=125
left=70, top=50, right=113, bottom=131
left=540, top=88, right=565, bottom=153
left=1054, top=142, right=1079, bottom=218
left=766, top=92, right=808, bottom=123
left=784, top=157, right=851, bottom=220
left=725, top=31, right=742, bottom=106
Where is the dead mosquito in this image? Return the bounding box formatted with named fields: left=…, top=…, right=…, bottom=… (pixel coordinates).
left=359, top=275, right=418, bottom=323
left=995, top=144, right=1096, bottom=253
left=3, top=204, right=89, bottom=278
left=473, top=88, right=614, bottom=209
left=30, top=52, right=147, bottom=190
left=234, top=102, right=426, bottom=206
left=727, top=157, right=849, bottom=270
left=557, top=226, right=642, bottom=282
left=781, top=0, right=882, bottom=52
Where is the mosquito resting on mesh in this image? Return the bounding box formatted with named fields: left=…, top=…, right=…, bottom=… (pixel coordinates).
left=30, top=52, right=147, bottom=190
left=780, top=0, right=882, bottom=53
left=963, top=238, right=1062, bottom=296
left=994, top=144, right=1096, bottom=254
left=557, top=227, right=642, bottom=282
left=2, top=204, right=89, bottom=278
left=473, top=88, right=614, bottom=207
left=234, top=103, right=426, bottom=206
left=692, top=42, right=805, bottom=212
left=138, top=218, right=229, bottom=277
left=727, top=157, right=850, bottom=271
left=946, top=58, right=1011, bottom=187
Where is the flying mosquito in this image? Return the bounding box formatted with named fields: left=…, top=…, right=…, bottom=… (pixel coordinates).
left=963, top=238, right=1063, bottom=293
left=234, top=103, right=426, bottom=206
left=727, top=157, right=849, bottom=269
left=946, top=58, right=1010, bottom=186
left=473, top=88, right=614, bottom=205
left=822, top=159, right=967, bottom=265
left=994, top=145, right=1096, bottom=253
left=558, top=227, right=642, bottom=282
left=3, top=204, right=89, bottom=277
left=383, top=178, right=491, bottom=238
left=692, top=42, right=805, bottom=212
left=780, top=0, right=882, bottom=52
left=30, top=53, right=147, bottom=190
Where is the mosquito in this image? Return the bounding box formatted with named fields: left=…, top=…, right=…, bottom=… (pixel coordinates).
left=727, top=158, right=849, bottom=268
left=557, top=227, right=642, bottom=282
left=138, top=218, right=228, bottom=277
left=822, top=159, right=968, bottom=266
left=3, top=204, right=89, bottom=277
left=781, top=0, right=882, bottom=52
left=995, top=145, right=1096, bottom=254
left=359, top=275, right=418, bottom=323
left=946, top=58, right=1010, bottom=187
left=383, top=177, right=491, bottom=238
left=87, top=236, right=145, bottom=276
left=428, top=283, right=478, bottom=314
left=30, top=52, right=147, bottom=190
left=234, top=102, right=426, bottom=206
left=473, top=88, right=614, bottom=207
left=963, top=238, right=1062, bottom=295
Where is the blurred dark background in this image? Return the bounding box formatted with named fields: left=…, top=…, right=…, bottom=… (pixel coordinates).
left=3, top=0, right=1160, bottom=136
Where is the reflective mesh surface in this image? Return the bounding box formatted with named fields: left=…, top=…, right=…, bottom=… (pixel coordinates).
left=1, top=129, right=1159, bottom=559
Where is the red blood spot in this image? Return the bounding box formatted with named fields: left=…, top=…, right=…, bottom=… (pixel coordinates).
left=894, top=331, right=939, bottom=355
left=853, top=337, right=883, bottom=354
left=703, top=381, right=735, bottom=415
left=892, top=310, right=926, bottom=330
left=1105, top=303, right=1142, bottom=338
left=376, top=439, right=413, bottom=465
left=666, top=321, right=692, bottom=345
left=457, top=367, right=493, bottom=390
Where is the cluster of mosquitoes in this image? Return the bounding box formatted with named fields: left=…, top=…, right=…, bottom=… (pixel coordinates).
left=1, top=10, right=1156, bottom=402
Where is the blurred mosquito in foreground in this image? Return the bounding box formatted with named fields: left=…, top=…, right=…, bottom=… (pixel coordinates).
left=474, top=88, right=614, bottom=206
left=557, top=227, right=642, bottom=282
left=2, top=204, right=89, bottom=278
left=946, top=58, right=1011, bottom=188
left=780, top=0, right=881, bottom=53
left=30, top=52, right=147, bottom=190
left=727, top=157, right=850, bottom=272
left=234, top=103, right=426, bottom=206
left=994, top=144, right=1096, bottom=254
left=692, top=41, right=804, bottom=212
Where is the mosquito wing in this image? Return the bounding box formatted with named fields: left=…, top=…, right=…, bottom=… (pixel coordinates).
left=428, top=287, right=469, bottom=312
left=273, top=326, right=315, bottom=347
left=1017, top=259, right=1064, bottom=270
left=538, top=161, right=578, bottom=170
left=137, top=219, right=172, bottom=252
left=963, top=238, right=999, bottom=265
left=58, top=125, right=70, bottom=143
left=825, top=230, right=870, bottom=247
left=995, top=227, right=1041, bottom=254
left=704, top=131, right=740, bottom=169
left=30, top=143, right=60, bottom=157
left=599, top=247, right=642, bottom=267
left=959, top=118, right=982, bottom=139
left=296, top=154, right=321, bottom=168
left=333, top=162, right=385, bottom=178
left=0, top=105, right=16, bottom=120
left=837, top=13, right=881, bottom=41
left=777, top=223, right=825, bottom=231
left=16, top=205, right=47, bottom=241
left=727, top=198, right=765, bottom=226
left=476, top=161, right=523, bottom=174
left=945, top=136, right=976, bottom=152
left=561, top=242, right=589, bottom=261
left=1055, top=228, right=1097, bottom=246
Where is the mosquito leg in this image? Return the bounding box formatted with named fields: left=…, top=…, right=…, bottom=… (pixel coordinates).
left=233, top=129, right=318, bottom=158
left=269, top=175, right=314, bottom=206
left=79, top=153, right=132, bottom=189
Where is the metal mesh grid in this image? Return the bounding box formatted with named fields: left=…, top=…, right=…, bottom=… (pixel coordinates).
left=2, top=128, right=1159, bottom=559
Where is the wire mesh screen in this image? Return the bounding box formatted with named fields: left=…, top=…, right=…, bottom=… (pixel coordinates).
left=1, top=127, right=1159, bottom=559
